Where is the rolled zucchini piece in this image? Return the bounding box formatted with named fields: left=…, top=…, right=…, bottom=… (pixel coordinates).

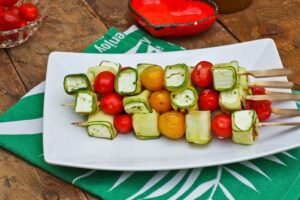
left=86, top=66, right=117, bottom=82
left=99, top=60, right=121, bottom=72
left=75, top=91, right=98, bottom=115
left=164, top=64, right=190, bottom=92
left=123, top=90, right=152, bottom=114
left=115, top=67, right=141, bottom=95
left=171, top=86, right=198, bottom=111
left=63, top=73, right=91, bottom=95
left=186, top=111, right=212, bottom=144
left=212, top=65, right=237, bottom=91
left=133, top=110, right=160, bottom=139
left=214, top=60, right=239, bottom=70
left=238, top=66, right=248, bottom=90
left=219, top=88, right=242, bottom=114
left=232, top=110, right=259, bottom=145
left=86, top=111, right=117, bottom=139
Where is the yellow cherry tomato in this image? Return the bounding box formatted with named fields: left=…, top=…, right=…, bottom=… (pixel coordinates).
left=140, top=65, right=164, bottom=91
left=158, top=111, right=185, bottom=139
left=149, top=90, right=172, bottom=113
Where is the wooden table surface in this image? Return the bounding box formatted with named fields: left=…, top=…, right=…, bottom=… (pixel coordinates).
left=1, top=0, right=300, bottom=199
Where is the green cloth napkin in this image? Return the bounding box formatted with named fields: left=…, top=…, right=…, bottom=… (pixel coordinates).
left=0, top=25, right=299, bottom=200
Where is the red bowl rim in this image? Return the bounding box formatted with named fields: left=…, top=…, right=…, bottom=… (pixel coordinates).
left=128, top=0, right=219, bottom=30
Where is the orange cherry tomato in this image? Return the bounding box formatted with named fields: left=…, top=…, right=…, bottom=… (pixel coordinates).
left=158, top=111, right=185, bottom=139
left=149, top=90, right=172, bottom=113
left=140, top=65, right=164, bottom=91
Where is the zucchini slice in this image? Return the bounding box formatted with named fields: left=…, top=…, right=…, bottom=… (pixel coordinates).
left=214, top=60, right=239, bottom=70
left=186, top=111, right=212, bottom=144
left=133, top=110, right=160, bottom=139
left=99, top=60, right=121, bottom=72
left=212, top=65, right=237, bottom=91
left=63, top=73, right=91, bottom=95
left=75, top=91, right=98, bottom=115
left=219, top=88, right=242, bottom=114
left=115, top=67, right=141, bottom=95
left=164, top=64, right=190, bottom=92
left=123, top=90, right=152, bottom=114
left=86, top=66, right=117, bottom=82
left=232, top=110, right=259, bottom=145
left=171, top=86, right=198, bottom=111
left=86, top=111, right=117, bottom=139
left=238, top=66, right=248, bottom=90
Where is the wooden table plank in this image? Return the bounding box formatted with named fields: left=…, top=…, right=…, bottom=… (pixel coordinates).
left=0, top=150, right=91, bottom=200
left=218, top=0, right=300, bottom=86
left=0, top=50, right=27, bottom=113
left=85, top=0, right=238, bottom=49
left=1, top=0, right=109, bottom=199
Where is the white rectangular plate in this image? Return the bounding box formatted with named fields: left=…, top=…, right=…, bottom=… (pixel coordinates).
left=44, top=39, right=300, bottom=171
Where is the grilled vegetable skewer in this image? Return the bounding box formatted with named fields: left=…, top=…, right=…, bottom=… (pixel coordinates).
left=212, top=61, right=293, bottom=92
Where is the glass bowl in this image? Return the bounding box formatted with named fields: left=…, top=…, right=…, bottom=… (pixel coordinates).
left=128, top=0, right=218, bottom=38
left=0, top=0, right=47, bottom=48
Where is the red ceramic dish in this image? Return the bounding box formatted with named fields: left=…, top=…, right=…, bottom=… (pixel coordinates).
left=128, top=0, right=218, bottom=38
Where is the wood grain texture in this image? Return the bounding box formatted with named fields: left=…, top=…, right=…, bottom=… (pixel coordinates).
left=85, top=0, right=237, bottom=49
left=6, top=0, right=108, bottom=90
left=1, top=0, right=106, bottom=199
left=218, top=0, right=300, bottom=85
left=0, top=50, right=27, bottom=113
left=0, top=149, right=90, bottom=200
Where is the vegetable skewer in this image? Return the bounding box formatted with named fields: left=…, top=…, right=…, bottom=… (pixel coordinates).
left=232, top=110, right=300, bottom=145
left=72, top=111, right=117, bottom=139
left=212, top=61, right=293, bottom=91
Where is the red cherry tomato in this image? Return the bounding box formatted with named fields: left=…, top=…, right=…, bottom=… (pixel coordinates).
left=114, top=114, right=133, bottom=134
left=252, top=100, right=272, bottom=121
left=248, top=87, right=271, bottom=121
left=251, top=87, right=266, bottom=95
left=0, top=0, right=18, bottom=7
left=198, top=89, right=219, bottom=111
left=0, top=5, right=4, bottom=13
left=212, top=114, right=232, bottom=139
left=100, top=93, right=123, bottom=115
left=0, top=11, right=21, bottom=31
left=244, top=100, right=252, bottom=110
left=94, top=71, right=116, bottom=95
left=19, top=3, right=38, bottom=21
left=6, top=6, right=19, bottom=15
left=191, top=61, right=213, bottom=88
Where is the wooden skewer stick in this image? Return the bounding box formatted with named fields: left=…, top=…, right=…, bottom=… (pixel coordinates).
left=271, top=108, right=300, bottom=117
left=71, top=121, right=87, bottom=126
left=245, top=93, right=300, bottom=101
left=258, top=122, right=300, bottom=126
left=238, top=68, right=291, bottom=78
left=248, top=81, right=294, bottom=89
left=61, top=102, right=100, bottom=107
left=61, top=102, right=75, bottom=106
